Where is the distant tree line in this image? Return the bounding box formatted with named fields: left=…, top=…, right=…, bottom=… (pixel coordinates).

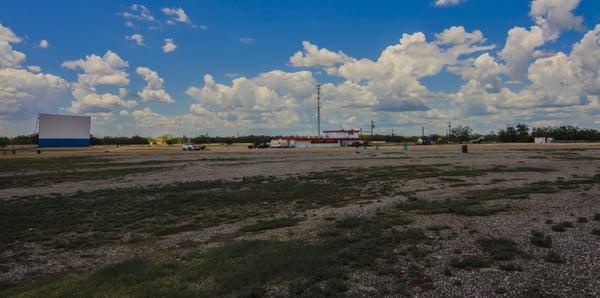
left=2, top=124, right=600, bottom=147
left=90, top=135, right=149, bottom=145
left=0, top=134, right=38, bottom=147
left=188, top=135, right=272, bottom=145
left=498, top=124, right=600, bottom=142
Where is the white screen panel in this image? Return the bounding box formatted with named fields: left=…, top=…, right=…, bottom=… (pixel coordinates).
left=38, top=114, right=91, bottom=139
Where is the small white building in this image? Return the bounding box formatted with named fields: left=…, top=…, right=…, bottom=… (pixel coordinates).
left=271, top=129, right=366, bottom=148
left=534, top=137, right=554, bottom=144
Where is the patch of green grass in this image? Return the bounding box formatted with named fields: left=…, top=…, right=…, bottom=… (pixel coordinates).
left=0, top=166, right=174, bottom=189
left=530, top=230, right=552, bottom=248
left=551, top=221, right=574, bottom=232
left=184, top=240, right=349, bottom=297
left=0, top=156, right=110, bottom=172
left=467, top=184, right=560, bottom=201
left=448, top=183, right=477, bottom=187
left=336, top=165, right=554, bottom=184
left=0, top=258, right=186, bottom=297
left=477, top=237, right=522, bottom=261
left=551, top=153, right=600, bottom=161
left=438, top=177, right=466, bottom=183
left=426, top=225, right=451, bottom=231
left=398, top=198, right=510, bottom=217
left=498, top=262, right=523, bottom=271
left=1, top=173, right=371, bottom=252
left=448, top=255, right=492, bottom=269
left=544, top=251, right=564, bottom=264
left=4, top=210, right=423, bottom=297
left=239, top=217, right=300, bottom=233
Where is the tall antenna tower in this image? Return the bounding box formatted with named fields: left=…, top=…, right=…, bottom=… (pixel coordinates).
left=316, top=83, right=321, bottom=137
left=370, top=120, right=375, bottom=136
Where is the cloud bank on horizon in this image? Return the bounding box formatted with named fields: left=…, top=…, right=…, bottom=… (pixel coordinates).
left=1, top=0, right=600, bottom=136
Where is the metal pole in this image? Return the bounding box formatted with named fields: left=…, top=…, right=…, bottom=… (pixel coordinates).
left=316, top=83, right=321, bottom=137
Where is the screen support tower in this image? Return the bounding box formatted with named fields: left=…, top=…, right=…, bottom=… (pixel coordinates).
left=316, top=83, right=321, bottom=137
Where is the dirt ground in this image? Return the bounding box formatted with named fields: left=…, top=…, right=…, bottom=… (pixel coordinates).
left=1, top=143, right=599, bottom=297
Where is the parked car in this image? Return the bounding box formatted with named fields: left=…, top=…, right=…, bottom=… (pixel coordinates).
left=182, top=143, right=201, bottom=150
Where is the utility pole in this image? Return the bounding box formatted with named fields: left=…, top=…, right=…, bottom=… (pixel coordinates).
left=447, top=122, right=452, bottom=139
left=391, top=129, right=394, bottom=136
left=316, top=83, right=321, bottom=137
left=370, top=120, right=375, bottom=136
left=422, top=126, right=425, bottom=138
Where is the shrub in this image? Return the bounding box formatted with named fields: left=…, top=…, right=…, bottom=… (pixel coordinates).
left=594, top=213, right=600, bottom=221
left=239, top=217, right=300, bottom=233
left=551, top=221, right=573, bottom=232
left=530, top=230, right=552, bottom=248
left=477, top=237, right=522, bottom=260
left=592, top=229, right=600, bottom=236
left=544, top=251, right=564, bottom=264
left=448, top=255, right=492, bottom=269
left=498, top=262, right=523, bottom=271
left=577, top=217, right=588, bottom=223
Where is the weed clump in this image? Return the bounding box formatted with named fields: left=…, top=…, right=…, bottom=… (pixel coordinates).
left=448, top=255, right=492, bottom=269
left=544, top=251, right=564, bottom=264
left=239, top=217, right=300, bottom=233
left=592, top=229, right=600, bottom=236
left=594, top=213, right=600, bottom=221
left=498, top=262, right=523, bottom=271
left=477, top=237, right=522, bottom=261
left=551, top=221, right=574, bottom=232
left=577, top=217, right=588, bottom=223
left=530, top=230, right=552, bottom=248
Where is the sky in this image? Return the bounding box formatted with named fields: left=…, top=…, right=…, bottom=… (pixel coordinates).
left=1, top=0, right=600, bottom=137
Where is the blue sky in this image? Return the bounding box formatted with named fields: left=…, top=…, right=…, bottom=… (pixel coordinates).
left=1, top=0, right=600, bottom=136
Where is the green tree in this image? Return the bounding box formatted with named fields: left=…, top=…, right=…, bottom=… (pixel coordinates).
left=449, top=125, right=473, bottom=143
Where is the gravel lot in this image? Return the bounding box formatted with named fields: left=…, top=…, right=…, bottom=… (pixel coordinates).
left=1, top=143, right=599, bottom=296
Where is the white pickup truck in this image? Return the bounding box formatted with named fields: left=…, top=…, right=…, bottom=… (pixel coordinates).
left=182, top=143, right=201, bottom=151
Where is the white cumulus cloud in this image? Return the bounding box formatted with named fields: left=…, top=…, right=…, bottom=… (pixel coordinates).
left=62, top=51, right=137, bottom=113
left=37, top=39, right=49, bottom=48
left=530, top=0, right=584, bottom=41
left=289, top=41, right=352, bottom=67
left=499, top=26, right=545, bottom=80
left=162, top=38, right=176, bottom=53
left=135, top=67, right=174, bottom=104
left=434, top=0, right=464, bottom=7
left=0, top=23, right=69, bottom=119
left=162, top=7, right=191, bottom=24
left=126, top=34, right=144, bottom=46
left=240, top=37, right=255, bottom=44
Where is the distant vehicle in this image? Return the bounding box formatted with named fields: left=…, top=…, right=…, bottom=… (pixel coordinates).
left=418, top=137, right=433, bottom=145
left=468, top=137, right=485, bottom=144
left=255, top=142, right=270, bottom=149
left=182, top=143, right=202, bottom=150
left=351, top=141, right=367, bottom=148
